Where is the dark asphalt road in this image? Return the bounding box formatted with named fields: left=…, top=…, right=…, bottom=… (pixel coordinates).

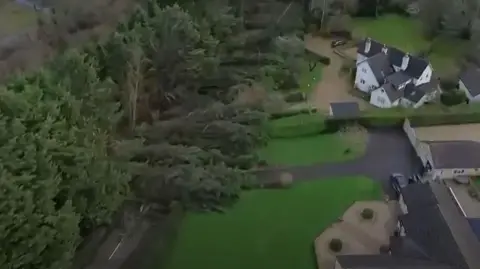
left=254, top=128, right=423, bottom=196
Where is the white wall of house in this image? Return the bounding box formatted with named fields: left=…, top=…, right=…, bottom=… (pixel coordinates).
left=397, top=79, right=412, bottom=90
left=414, top=65, right=432, bottom=86
left=356, top=53, right=367, bottom=64
left=459, top=79, right=480, bottom=102
left=329, top=106, right=333, bottom=116
left=433, top=168, right=480, bottom=180
left=334, top=260, right=343, bottom=269
left=400, top=98, right=414, bottom=108
left=399, top=195, right=408, bottom=214
left=370, top=88, right=394, bottom=108
left=355, top=60, right=379, bottom=93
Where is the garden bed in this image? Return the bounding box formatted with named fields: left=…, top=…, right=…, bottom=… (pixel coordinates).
left=166, top=177, right=382, bottom=269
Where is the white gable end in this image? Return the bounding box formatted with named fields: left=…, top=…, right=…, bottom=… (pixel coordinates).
left=370, top=87, right=393, bottom=108
left=355, top=60, right=379, bottom=93
left=415, top=64, right=433, bottom=86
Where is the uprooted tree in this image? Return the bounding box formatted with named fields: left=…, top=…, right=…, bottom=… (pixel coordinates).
left=0, top=0, right=304, bottom=268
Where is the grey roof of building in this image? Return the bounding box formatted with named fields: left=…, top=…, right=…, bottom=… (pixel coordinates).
left=400, top=183, right=438, bottom=209
left=367, top=52, right=394, bottom=83
left=329, top=102, right=360, bottom=119
left=427, top=140, right=480, bottom=169
left=386, top=71, right=411, bottom=89
left=357, top=38, right=384, bottom=58
left=390, top=236, right=431, bottom=260
left=398, top=182, right=480, bottom=269
left=429, top=182, right=480, bottom=269
left=382, top=83, right=403, bottom=102
left=403, top=84, right=426, bottom=103
left=336, top=254, right=453, bottom=269
left=399, top=205, right=468, bottom=269
left=387, top=46, right=406, bottom=67
left=417, top=78, right=439, bottom=93
left=459, top=68, right=480, bottom=97
left=405, top=56, right=430, bottom=79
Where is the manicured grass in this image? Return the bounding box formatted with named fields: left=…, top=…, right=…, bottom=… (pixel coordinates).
left=352, top=14, right=467, bottom=74
left=353, top=14, right=429, bottom=53
left=258, top=133, right=362, bottom=166
left=298, top=60, right=322, bottom=93
left=167, top=177, right=382, bottom=269
left=0, top=1, right=37, bottom=37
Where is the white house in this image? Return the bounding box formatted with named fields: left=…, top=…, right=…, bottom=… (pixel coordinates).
left=459, top=67, right=480, bottom=102
left=355, top=38, right=439, bottom=109
left=403, top=119, right=480, bottom=180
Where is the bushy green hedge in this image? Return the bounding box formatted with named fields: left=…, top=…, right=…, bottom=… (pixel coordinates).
left=267, top=113, right=326, bottom=138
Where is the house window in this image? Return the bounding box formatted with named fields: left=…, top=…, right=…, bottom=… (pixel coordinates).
left=362, top=68, right=367, bottom=73
left=377, top=97, right=386, bottom=104
left=360, top=79, right=365, bottom=84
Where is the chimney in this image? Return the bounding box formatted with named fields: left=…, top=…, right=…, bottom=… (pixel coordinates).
left=382, top=44, right=388, bottom=54
left=365, top=38, right=371, bottom=54
left=401, top=53, right=410, bottom=71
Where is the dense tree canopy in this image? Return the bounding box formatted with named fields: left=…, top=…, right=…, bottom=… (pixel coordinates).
left=0, top=0, right=303, bottom=268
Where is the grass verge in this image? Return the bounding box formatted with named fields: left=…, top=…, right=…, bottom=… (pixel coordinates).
left=167, top=177, right=382, bottom=269
left=0, top=1, right=37, bottom=37
left=298, top=60, right=322, bottom=93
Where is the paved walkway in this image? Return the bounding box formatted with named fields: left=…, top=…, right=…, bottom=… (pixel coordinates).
left=254, top=128, right=423, bottom=196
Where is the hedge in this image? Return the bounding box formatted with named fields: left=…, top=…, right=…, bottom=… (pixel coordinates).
left=267, top=113, right=326, bottom=138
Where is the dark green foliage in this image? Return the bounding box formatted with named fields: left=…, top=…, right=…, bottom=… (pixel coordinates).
left=284, top=91, right=307, bottom=103
left=361, top=208, right=374, bottom=219
left=440, top=77, right=459, bottom=91
left=441, top=90, right=466, bottom=106
left=267, top=113, right=326, bottom=138
left=329, top=238, right=343, bottom=252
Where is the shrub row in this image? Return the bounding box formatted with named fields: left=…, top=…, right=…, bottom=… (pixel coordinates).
left=267, top=113, right=326, bottom=138
left=270, top=104, right=480, bottom=133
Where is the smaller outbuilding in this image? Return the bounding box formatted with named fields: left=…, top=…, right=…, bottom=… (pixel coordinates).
left=329, top=102, right=360, bottom=119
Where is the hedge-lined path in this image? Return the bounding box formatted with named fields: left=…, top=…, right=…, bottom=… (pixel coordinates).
left=304, top=35, right=368, bottom=110
left=254, top=128, right=423, bottom=196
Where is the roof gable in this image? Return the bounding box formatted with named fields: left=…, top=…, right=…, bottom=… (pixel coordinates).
left=460, top=68, right=480, bottom=97
left=357, top=38, right=384, bottom=58
left=405, top=57, right=429, bottom=78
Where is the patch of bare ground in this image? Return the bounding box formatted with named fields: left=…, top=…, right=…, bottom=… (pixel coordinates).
left=304, top=34, right=368, bottom=111
left=0, top=0, right=133, bottom=82
left=413, top=124, right=480, bottom=142
left=314, top=200, right=399, bottom=269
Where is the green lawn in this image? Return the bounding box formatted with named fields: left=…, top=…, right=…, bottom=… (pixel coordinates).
left=0, top=1, right=37, bottom=37
left=352, top=14, right=467, bottom=75
left=298, top=61, right=322, bottom=93
left=167, top=177, right=382, bottom=269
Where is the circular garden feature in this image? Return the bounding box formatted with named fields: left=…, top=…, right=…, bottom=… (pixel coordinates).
left=360, top=208, right=374, bottom=220
left=329, top=238, right=343, bottom=253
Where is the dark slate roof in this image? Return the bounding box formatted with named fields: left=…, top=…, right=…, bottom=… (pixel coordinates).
left=367, top=52, right=394, bottom=83
left=386, top=71, right=412, bottom=89
left=400, top=183, right=438, bottom=209
left=403, top=84, right=426, bottom=103
left=460, top=68, right=480, bottom=97
left=381, top=83, right=403, bottom=102
left=429, top=181, right=480, bottom=269
left=336, top=254, right=453, bottom=269
left=399, top=205, right=469, bottom=269
left=417, top=78, right=439, bottom=93
left=387, top=46, right=406, bottom=67
left=357, top=38, right=384, bottom=58
left=405, top=56, right=430, bottom=79
left=329, top=102, right=360, bottom=119
left=390, top=236, right=431, bottom=260
left=466, top=218, right=480, bottom=241
left=427, top=140, right=480, bottom=169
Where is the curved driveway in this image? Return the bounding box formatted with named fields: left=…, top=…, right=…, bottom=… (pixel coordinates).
left=254, top=128, right=423, bottom=195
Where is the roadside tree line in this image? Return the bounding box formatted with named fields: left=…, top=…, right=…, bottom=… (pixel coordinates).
left=0, top=0, right=304, bottom=268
